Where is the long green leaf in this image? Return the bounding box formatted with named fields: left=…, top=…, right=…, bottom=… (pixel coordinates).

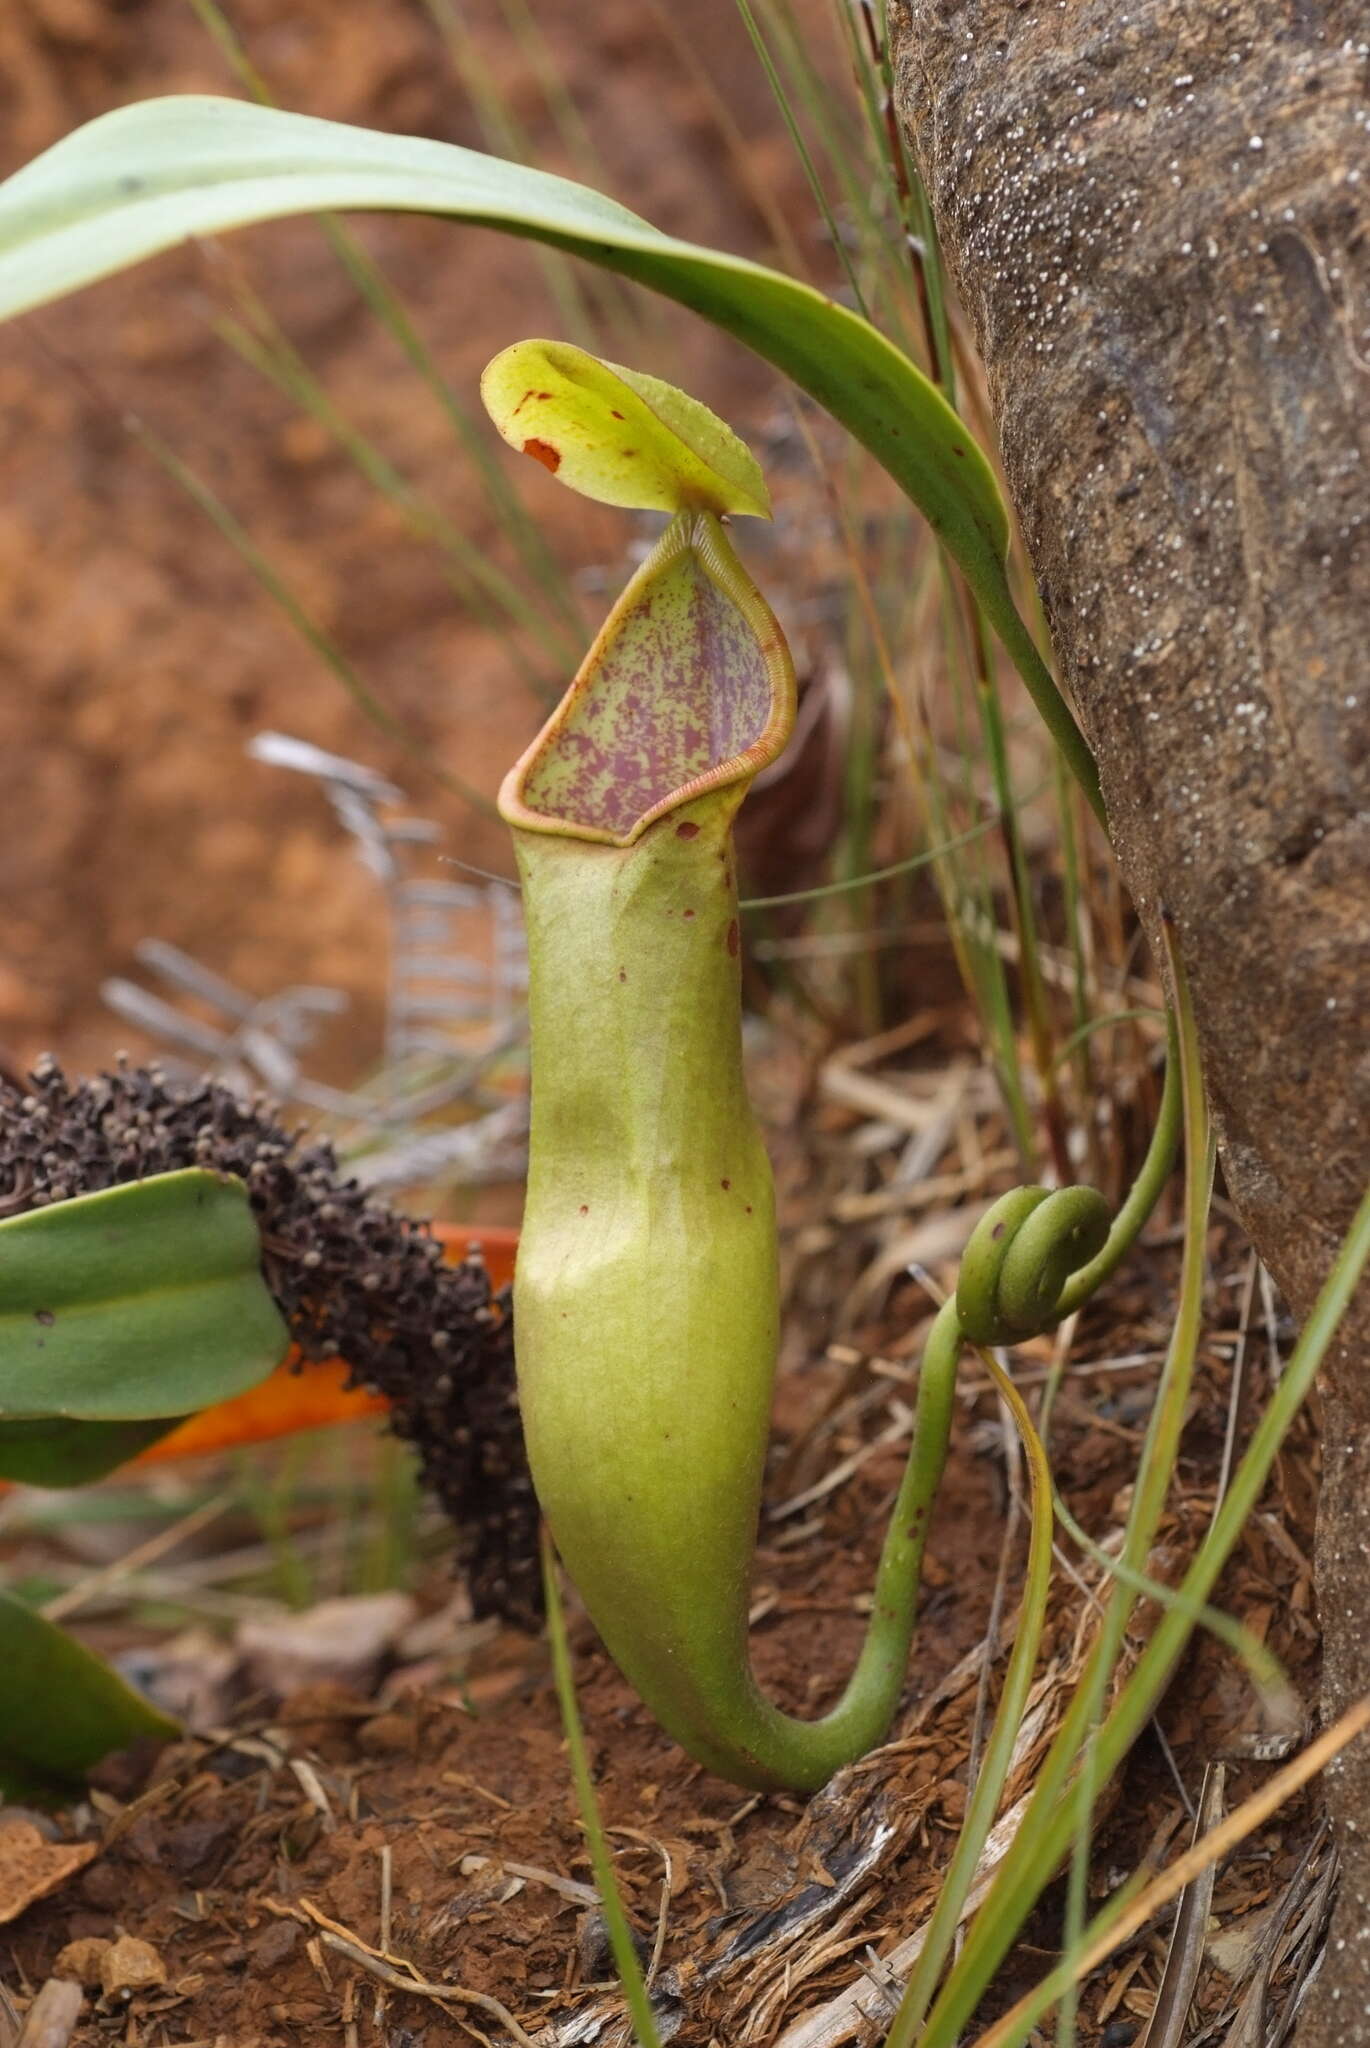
left=0, top=1169, right=289, bottom=1426
left=0, top=95, right=1101, bottom=817
left=0, top=1591, right=178, bottom=1801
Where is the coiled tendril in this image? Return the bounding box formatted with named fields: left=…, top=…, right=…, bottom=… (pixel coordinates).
left=957, top=1187, right=1114, bottom=1347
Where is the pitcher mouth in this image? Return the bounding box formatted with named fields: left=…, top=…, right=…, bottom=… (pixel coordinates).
left=497, top=511, right=797, bottom=848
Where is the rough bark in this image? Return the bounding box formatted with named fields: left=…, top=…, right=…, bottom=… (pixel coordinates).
left=889, top=2, right=1369, bottom=2034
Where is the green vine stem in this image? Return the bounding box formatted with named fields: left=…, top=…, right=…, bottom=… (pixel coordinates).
left=504, top=504, right=1182, bottom=1792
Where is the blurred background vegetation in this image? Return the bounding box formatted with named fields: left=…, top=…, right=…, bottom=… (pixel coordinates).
left=0, top=0, right=1150, bottom=1208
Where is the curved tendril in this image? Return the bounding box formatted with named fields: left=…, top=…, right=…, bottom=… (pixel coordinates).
left=834, top=1012, right=1184, bottom=1768
left=720, top=1023, right=1184, bottom=1791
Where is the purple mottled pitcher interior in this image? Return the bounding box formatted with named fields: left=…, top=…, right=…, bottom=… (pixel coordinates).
left=519, top=542, right=774, bottom=838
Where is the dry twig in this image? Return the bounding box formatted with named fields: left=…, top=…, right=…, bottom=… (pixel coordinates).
left=263, top=1896, right=538, bottom=2048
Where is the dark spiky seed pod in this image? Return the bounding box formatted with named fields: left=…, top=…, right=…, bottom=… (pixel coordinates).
left=0, top=1057, right=540, bottom=1627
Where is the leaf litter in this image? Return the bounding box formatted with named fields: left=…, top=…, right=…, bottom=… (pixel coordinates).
left=1, top=1118, right=1330, bottom=2047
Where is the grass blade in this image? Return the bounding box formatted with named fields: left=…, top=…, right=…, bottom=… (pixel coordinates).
left=541, top=1527, right=663, bottom=2048
left=126, top=412, right=500, bottom=817
left=971, top=1702, right=1370, bottom=2048
left=882, top=1344, right=1056, bottom=2043
left=210, top=292, right=574, bottom=679
left=185, top=0, right=587, bottom=639
left=1131, top=1762, right=1226, bottom=2048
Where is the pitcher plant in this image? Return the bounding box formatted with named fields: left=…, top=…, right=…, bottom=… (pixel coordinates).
left=485, top=343, right=1180, bottom=1790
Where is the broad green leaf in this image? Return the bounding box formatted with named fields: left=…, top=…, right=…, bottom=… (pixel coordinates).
left=0, top=1591, right=177, bottom=1801
left=481, top=340, right=771, bottom=517
left=0, top=1415, right=182, bottom=1488
left=0, top=1170, right=289, bottom=1423
left=0, top=95, right=1100, bottom=816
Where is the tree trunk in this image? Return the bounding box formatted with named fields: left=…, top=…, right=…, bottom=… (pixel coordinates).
left=888, top=1, right=1368, bottom=2033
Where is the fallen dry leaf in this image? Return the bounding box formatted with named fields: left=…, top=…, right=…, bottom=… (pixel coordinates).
left=0, top=1821, right=96, bottom=1926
